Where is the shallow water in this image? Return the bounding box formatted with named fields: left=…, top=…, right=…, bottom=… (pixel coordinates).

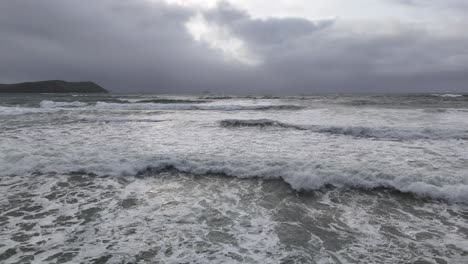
left=1, top=172, right=467, bottom=263
left=0, top=93, right=467, bottom=263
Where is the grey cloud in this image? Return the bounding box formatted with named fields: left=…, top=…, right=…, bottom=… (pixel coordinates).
left=390, top=0, right=468, bottom=10
left=0, top=0, right=467, bottom=94
left=200, top=3, right=468, bottom=93
left=0, top=0, right=259, bottom=93
left=204, top=2, right=334, bottom=47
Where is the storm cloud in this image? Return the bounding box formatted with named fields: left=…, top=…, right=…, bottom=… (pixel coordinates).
left=1, top=0, right=467, bottom=93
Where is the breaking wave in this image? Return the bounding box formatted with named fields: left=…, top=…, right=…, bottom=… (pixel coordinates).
left=0, top=100, right=90, bottom=116
left=40, top=100, right=88, bottom=108
left=2, top=155, right=467, bottom=204
left=220, top=119, right=468, bottom=140
left=0, top=102, right=304, bottom=116
left=220, top=119, right=306, bottom=130
left=117, top=98, right=209, bottom=104
left=138, top=161, right=468, bottom=204
left=199, top=95, right=282, bottom=100
left=314, top=126, right=468, bottom=140
left=0, top=106, right=56, bottom=116
left=431, top=94, right=465, bottom=98
left=93, top=102, right=303, bottom=111
left=78, top=117, right=164, bottom=123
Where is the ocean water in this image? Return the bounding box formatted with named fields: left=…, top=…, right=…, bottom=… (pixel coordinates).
left=0, top=93, right=467, bottom=263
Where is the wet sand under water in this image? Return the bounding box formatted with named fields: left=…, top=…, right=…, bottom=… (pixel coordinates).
left=0, top=172, right=467, bottom=264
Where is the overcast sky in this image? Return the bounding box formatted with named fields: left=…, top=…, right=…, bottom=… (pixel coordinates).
left=1, top=0, right=467, bottom=94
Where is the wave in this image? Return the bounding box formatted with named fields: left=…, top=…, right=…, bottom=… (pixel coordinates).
left=313, top=126, right=468, bottom=140
left=199, top=95, right=282, bottom=100
left=140, top=162, right=468, bottom=204
left=0, top=102, right=304, bottom=116
left=79, top=117, right=163, bottom=123
left=116, top=98, right=148, bottom=103
left=0, top=101, right=88, bottom=116
left=430, top=94, right=465, bottom=98
left=199, top=96, right=236, bottom=100
left=94, top=102, right=303, bottom=111
left=40, top=100, right=88, bottom=108
left=117, top=98, right=209, bottom=104
left=0, top=106, right=56, bottom=116
left=342, top=99, right=379, bottom=106
left=220, top=119, right=306, bottom=130
left=3, top=155, right=467, bottom=203
left=220, top=119, right=468, bottom=140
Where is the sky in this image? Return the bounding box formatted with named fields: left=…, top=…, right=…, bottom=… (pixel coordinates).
left=1, top=0, right=467, bottom=94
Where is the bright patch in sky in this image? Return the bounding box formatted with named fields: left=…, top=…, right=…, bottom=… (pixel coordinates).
left=159, top=0, right=465, bottom=22
left=185, top=14, right=260, bottom=66
left=159, top=0, right=466, bottom=66
left=161, top=0, right=218, bottom=9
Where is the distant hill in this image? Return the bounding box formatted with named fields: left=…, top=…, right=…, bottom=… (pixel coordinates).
left=0, top=80, right=108, bottom=93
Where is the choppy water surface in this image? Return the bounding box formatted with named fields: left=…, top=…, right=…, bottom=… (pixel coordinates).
left=0, top=94, right=467, bottom=263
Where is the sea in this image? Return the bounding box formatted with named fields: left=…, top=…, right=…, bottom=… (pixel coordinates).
left=0, top=93, right=467, bottom=263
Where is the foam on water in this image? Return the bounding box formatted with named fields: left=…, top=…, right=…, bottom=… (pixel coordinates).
left=1, top=127, right=467, bottom=203
left=0, top=100, right=303, bottom=116
left=94, top=101, right=303, bottom=111
left=1, top=173, right=467, bottom=263
left=40, top=100, right=88, bottom=108
left=1, top=94, right=468, bottom=262
left=220, top=119, right=468, bottom=140
left=117, top=98, right=150, bottom=103
left=0, top=106, right=55, bottom=116
left=0, top=97, right=467, bottom=203
left=117, top=98, right=209, bottom=104
left=431, top=94, right=465, bottom=98
left=220, top=119, right=304, bottom=129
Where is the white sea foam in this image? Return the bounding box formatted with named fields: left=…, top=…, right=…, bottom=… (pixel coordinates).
left=0, top=101, right=302, bottom=117
left=431, top=94, right=465, bottom=98
left=117, top=98, right=211, bottom=104
left=220, top=119, right=468, bottom=140
left=313, top=125, right=468, bottom=140
left=117, top=98, right=149, bottom=103
left=40, top=100, right=88, bottom=108
left=2, top=172, right=467, bottom=263
left=1, top=96, right=468, bottom=204
left=1, top=146, right=467, bottom=203
left=0, top=106, right=53, bottom=116
left=220, top=119, right=303, bottom=129
left=0, top=100, right=88, bottom=115
left=94, top=101, right=303, bottom=111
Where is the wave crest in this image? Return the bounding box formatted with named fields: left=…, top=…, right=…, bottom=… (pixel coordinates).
left=40, top=100, right=88, bottom=108
left=314, top=126, right=468, bottom=140
left=117, top=98, right=209, bottom=104
left=1, top=102, right=304, bottom=116
left=431, top=94, right=465, bottom=98
left=132, top=161, right=468, bottom=204
left=220, top=119, right=468, bottom=140
left=5, top=157, right=467, bottom=204
left=94, top=102, right=303, bottom=111
left=220, top=119, right=305, bottom=130
left=0, top=106, right=53, bottom=116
